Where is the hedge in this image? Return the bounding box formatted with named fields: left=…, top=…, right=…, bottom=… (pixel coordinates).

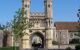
left=0, top=46, right=19, bottom=50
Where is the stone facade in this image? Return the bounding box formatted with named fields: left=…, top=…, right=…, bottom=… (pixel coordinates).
left=0, top=30, right=13, bottom=47
left=0, top=0, right=80, bottom=49
left=21, top=0, right=56, bottom=49
left=55, top=22, right=80, bottom=44
left=21, top=0, right=80, bottom=49
left=0, top=30, right=3, bottom=47
left=56, top=30, right=69, bottom=44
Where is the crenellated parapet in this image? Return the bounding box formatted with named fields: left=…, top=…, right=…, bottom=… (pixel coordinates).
left=30, top=12, right=45, bottom=16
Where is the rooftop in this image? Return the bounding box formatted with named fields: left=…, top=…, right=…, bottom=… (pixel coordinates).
left=55, top=22, right=80, bottom=31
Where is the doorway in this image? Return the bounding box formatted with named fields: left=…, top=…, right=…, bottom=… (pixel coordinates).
left=31, top=32, right=44, bottom=48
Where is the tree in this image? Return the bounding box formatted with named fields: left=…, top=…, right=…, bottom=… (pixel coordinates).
left=69, top=39, right=80, bottom=44
left=10, top=9, right=32, bottom=50
left=77, top=9, right=80, bottom=22
left=0, top=24, right=6, bottom=30
left=65, top=47, right=72, bottom=50
left=76, top=9, right=80, bottom=36
left=75, top=45, right=80, bottom=50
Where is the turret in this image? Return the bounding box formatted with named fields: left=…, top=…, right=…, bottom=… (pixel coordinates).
left=22, top=0, right=30, bottom=18
left=44, top=0, right=52, bottom=18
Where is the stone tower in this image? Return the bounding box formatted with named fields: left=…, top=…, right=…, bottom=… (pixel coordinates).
left=22, top=0, right=30, bottom=18
left=44, top=0, right=54, bottom=48
left=22, top=0, right=31, bottom=49
left=44, top=0, right=52, bottom=18
left=22, top=0, right=55, bottom=49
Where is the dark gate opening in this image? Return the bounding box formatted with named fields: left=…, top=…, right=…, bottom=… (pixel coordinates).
left=31, top=32, right=44, bottom=48
left=3, top=33, right=8, bottom=47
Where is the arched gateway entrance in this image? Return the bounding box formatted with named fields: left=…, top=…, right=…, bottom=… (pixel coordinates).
left=31, top=32, right=44, bottom=48
left=22, top=0, right=54, bottom=49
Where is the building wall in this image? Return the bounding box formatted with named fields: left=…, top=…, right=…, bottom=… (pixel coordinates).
left=0, top=30, right=3, bottom=47
left=56, top=30, right=69, bottom=44
left=7, top=34, right=13, bottom=47
left=0, top=30, right=13, bottom=47
left=22, top=0, right=54, bottom=49
left=69, top=31, right=79, bottom=39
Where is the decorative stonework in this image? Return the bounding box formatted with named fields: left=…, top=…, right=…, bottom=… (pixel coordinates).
left=22, top=0, right=55, bottom=49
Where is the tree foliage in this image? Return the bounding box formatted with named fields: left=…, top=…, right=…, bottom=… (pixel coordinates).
left=75, top=45, right=80, bottom=50
left=69, top=39, right=80, bottom=44
left=11, top=9, right=32, bottom=40
left=0, top=24, right=5, bottom=30
left=65, top=47, right=72, bottom=50
left=77, top=9, right=80, bottom=22
left=76, top=9, right=80, bottom=36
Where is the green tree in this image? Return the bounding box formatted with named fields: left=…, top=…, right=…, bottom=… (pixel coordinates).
left=77, top=9, right=80, bottom=22
left=77, top=9, right=80, bottom=36
left=65, top=47, right=72, bottom=50
left=0, top=24, right=6, bottom=30
left=75, top=45, right=80, bottom=50
left=10, top=9, right=32, bottom=50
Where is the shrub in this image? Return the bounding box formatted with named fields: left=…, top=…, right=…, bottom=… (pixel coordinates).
left=75, top=45, right=80, bottom=50
left=0, top=46, right=19, bottom=50
left=65, top=47, right=72, bottom=50
left=69, top=39, right=80, bottom=44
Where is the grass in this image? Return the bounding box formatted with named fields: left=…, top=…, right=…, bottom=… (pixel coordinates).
left=0, top=46, right=19, bottom=50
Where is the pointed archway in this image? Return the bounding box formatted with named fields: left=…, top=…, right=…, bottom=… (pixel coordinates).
left=30, top=32, right=44, bottom=48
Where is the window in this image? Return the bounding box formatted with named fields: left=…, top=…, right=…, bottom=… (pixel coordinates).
left=48, top=4, right=50, bottom=8
left=70, top=33, right=73, bottom=38
left=25, top=5, right=27, bottom=7
left=25, top=5, right=29, bottom=8
left=44, top=1, right=46, bottom=3
left=29, top=30, right=32, bottom=33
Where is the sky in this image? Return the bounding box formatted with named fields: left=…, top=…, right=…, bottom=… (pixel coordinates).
left=0, top=0, right=80, bottom=25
